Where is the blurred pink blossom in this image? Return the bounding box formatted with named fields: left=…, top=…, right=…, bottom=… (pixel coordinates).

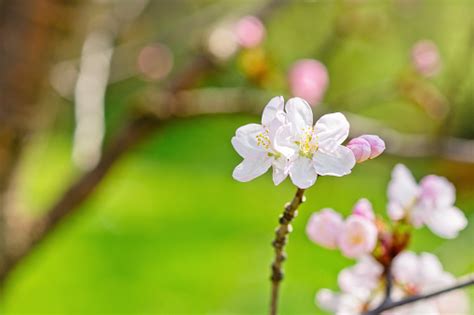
left=391, top=251, right=470, bottom=314
left=306, top=208, right=344, bottom=249
left=387, top=164, right=467, bottom=238
left=411, top=40, right=441, bottom=77
left=234, top=15, right=266, bottom=48
left=288, top=59, right=329, bottom=106
left=338, top=256, right=382, bottom=297
left=352, top=198, right=375, bottom=221
left=338, top=215, right=378, bottom=258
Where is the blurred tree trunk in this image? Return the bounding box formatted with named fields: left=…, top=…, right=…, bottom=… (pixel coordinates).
left=0, top=0, right=75, bottom=276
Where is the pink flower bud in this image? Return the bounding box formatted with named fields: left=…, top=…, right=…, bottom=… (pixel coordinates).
left=411, top=40, right=441, bottom=77
left=288, top=59, right=329, bottom=106
left=359, top=135, right=385, bottom=159
left=234, top=16, right=266, bottom=48
left=347, top=137, right=371, bottom=163
left=306, top=209, right=344, bottom=249
left=338, top=215, right=377, bottom=258
left=352, top=198, right=375, bottom=221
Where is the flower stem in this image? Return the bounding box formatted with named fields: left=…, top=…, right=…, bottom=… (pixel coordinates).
left=269, top=188, right=305, bottom=315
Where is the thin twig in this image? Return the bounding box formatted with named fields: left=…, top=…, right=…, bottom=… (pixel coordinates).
left=270, top=188, right=305, bottom=315
left=364, top=274, right=474, bottom=315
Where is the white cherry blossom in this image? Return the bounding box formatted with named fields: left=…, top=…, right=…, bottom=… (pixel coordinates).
left=274, top=97, right=355, bottom=188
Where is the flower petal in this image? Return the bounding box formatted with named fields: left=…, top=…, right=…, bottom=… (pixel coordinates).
left=272, top=157, right=288, bottom=185
left=424, top=207, right=467, bottom=239
left=261, top=96, right=285, bottom=126
left=387, top=164, right=420, bottom=210
left=274, top=124, right=298, bottom=159
left=289, top=157, right=317, bottom=188
left=232, top=157, right=272, bottom=182
left=233, top=123, right=266, bottom=157
left=315, top=112, right=350, bottom=147
left=419, top=175, right=456, bottom=209
left=285, top=97, right=313, bottom=134
left=313, top=145, right=355, bottom=176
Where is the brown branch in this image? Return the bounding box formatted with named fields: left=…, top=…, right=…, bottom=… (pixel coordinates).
left=270, top=188, right=305, bottom=315
left=364, top=273, right=474, bottom=315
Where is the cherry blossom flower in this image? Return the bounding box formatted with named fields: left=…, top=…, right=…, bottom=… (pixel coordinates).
left=288, top=59, right=329, bottom=106
left=411, top=40, right=441, bottom=77
left=306, top=208, right=344, bottom=249
left=347, top=135, right=385, bottom=163
left=274, top=98, right=356, bottom=188
left=352, top=198, right=375, bottom=221
left=338, top=214, right=378, bottom=258
left=391, top=251, right=471, bottom=315
left=387, top=164, right=467, bottom=238
left=234, top=15, right=266, bottom=48
left=231, top=96, right=288, bottom=185
left=338, top=256, right=383, bottom=298
left=316, top=257, right=384, bottom=314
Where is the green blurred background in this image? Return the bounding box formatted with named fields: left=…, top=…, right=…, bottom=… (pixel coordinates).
left=0, top=0, right=473, bottom=314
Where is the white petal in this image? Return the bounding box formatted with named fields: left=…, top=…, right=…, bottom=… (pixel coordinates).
left=231, top=137, right=261, bottom=159
left=387, top=164, right=420, bottom=210
left=274, top=124, right=298, bottom=159
left=289, top=157, right=317, bottom=188
left=315, top=112, right=350, bottom=148
left=418, top=252, right=444, bottom=283
left=316, top=289, right=340, bottom=312
left=392, top=251, right=419, bottom=285
left=424, top=207, right=467, bottom=239
left=313, top=145, right=355, bottom=176
left=232, top=157, right=272, bottom=182
left=272, top=157, right=288, bottom=185
left=419, top=175, right=456, bottom=208
left=262, top=96, right=285, bottom=126
left=233, top=123, right=266, bottom=156
left=285, top=97, right=313, bottom=134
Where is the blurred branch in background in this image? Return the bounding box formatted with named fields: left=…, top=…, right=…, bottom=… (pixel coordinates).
left=146, top=87, right=474, bottom=164
left=0, top=0, right=77, bottom=281
left=0, top=0, right=288, bottom=284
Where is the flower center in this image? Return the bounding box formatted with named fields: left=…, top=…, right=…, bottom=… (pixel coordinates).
left=256, top=129, right=271, bottom=150
left=296, top=127, right=318, bottom=158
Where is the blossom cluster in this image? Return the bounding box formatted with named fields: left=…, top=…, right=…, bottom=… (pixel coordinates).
left=317, top=252, right=470, bottom=314
left=231, top=97, right=385, bottom=189
left=307, top=164, right=469, bottom=314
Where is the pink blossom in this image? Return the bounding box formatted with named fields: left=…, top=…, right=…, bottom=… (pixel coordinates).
left=347, top=135, right=385, bottom=163
left=359, top=135, right=385, bottom=159
left=347, top=137, right=371, bottom=163
left=234, top=16, right=265, bottom=48
left=411, top=40, right=441, bottom=77
left=338, top=215, right=378, bottom=258
left=288, top=59, right=329, bottom=106
left=352, top=198, right=375, bottom=221
left=306, top=209, right=344, bottom=249
left=387, top=164, right=467, bottom=238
